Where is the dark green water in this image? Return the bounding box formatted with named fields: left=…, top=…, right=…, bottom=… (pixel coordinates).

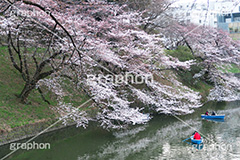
left=1, top=101, right=240, bottom=160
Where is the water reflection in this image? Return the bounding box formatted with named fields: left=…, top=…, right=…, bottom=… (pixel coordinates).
left=202, top=119, right=225, bottom=122
left=1, top=101, right=239, bottom=160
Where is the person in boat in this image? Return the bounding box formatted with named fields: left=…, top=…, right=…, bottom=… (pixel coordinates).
left=193, top=131, right=201, bottom=140
left=211, top=111, right=216, bottom=115
left=205, top=111, right=209, bottom=115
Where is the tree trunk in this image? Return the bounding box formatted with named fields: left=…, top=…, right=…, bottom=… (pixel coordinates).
left=19, top=82, right=36, bottom=103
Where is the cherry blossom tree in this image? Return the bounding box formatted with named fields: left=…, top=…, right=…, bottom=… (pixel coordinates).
left=0, top=0, right=203, bottom=129
left=1, top=0, right=237, bottom=130
left=160, top=22, right=240, bottom=102
left=0, top=0, right=86, bottom=103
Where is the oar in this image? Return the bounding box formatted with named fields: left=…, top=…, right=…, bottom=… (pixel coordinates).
left=182, top=137, right=191, bottom=142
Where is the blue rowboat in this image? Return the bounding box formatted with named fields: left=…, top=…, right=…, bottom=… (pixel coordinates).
left=191, top=136, right=203, bottom=144
left=201, top=114, right=225, bottom=119
left=183, top=137, right=204, bottom=150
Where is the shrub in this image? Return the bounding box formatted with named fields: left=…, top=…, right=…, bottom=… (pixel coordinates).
left=165, top=46, right=194, bottom=62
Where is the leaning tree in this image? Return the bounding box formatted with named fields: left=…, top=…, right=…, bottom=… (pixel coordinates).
left=0, top=0, right=84, bottom=103
left=0, top=0, right=215, bottom=129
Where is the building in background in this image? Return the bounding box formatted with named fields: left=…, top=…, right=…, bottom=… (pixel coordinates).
left=217, top=12, right=240, bottom=33
left=169, top=0, right=240, bottom=32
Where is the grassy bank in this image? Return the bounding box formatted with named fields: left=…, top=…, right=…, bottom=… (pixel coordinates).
left=166, top=46, right=214, bottom=102
left=217, top=63, right=240, bottom=74
left=0, top=46, right=91, bottom=134
left=0, top=46, right=58, bottom=132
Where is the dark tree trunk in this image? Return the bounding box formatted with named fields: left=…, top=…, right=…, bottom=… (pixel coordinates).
left=19, top=81, right=36, bottom=103
left=6, top=1, right=82, bottom=104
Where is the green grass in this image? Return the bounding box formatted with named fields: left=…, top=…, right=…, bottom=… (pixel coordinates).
left=0, top=45, right=92, bottom=131
left=165, top=46, right=194, bottom=62
left=60, top=78, right=91, bottom=108
left=176, top=66, right=214, bottom=102
left=164, top=45, right=214, bottom=98
left=166, top=46, right=214, bottom=102
left=0, top=46, right=58, bottom=130
left=217, top=64, right=240, bottom=73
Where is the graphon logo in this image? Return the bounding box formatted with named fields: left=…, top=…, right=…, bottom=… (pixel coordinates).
left=203, top=143, right=233, bottom=152
left=87, top=72, right=154, bottom=85
left=9, top=9, right=50, bottom=18
left=10, top=141, right=50, bottom=151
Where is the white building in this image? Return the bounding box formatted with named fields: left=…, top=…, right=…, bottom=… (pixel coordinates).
left=169, top=0, right=240, bottom=28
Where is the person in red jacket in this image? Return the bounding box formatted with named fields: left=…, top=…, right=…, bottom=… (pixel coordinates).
left=205, top=111, right=209, bottom=115
left=193, top=131, right=201, bottom=140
